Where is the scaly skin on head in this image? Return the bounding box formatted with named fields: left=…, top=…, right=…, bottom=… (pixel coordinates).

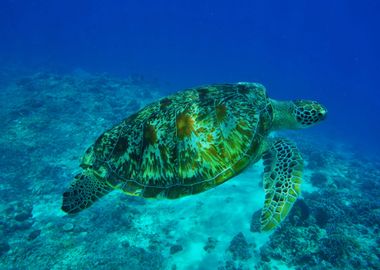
left=270, top=99, right=327, bottom=130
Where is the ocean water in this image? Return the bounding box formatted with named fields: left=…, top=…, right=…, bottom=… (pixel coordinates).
left=0, top=1, right=379, bottom=269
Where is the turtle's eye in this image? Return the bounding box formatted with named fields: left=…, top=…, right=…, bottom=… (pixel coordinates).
left=293, top=100, right=327, bottom=127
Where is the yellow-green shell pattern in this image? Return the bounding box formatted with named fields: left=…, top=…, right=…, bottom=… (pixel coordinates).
left=82, top=83, right=273, bottom=199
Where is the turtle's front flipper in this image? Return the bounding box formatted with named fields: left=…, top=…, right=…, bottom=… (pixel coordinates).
left=61, top=171, right=112, bottom=214
left=260, top=138, right=303, bottom=231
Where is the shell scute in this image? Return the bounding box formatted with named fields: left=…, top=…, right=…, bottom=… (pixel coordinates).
left=91, top=83, right=272, bottom=198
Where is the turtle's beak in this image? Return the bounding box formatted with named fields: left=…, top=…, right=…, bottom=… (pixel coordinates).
left=320, top=106, right=328, bottom=121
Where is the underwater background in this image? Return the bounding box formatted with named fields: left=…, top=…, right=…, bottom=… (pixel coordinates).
left=0, top=0, right=379, bottom=269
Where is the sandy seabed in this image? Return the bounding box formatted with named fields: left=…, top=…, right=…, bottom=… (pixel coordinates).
left=0, top=71, right=379, bottom=270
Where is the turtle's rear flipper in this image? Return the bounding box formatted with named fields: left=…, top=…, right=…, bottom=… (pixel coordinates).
left=260, top=138, right=304, bottom=231
left=62, top=172, right=112, bottom=214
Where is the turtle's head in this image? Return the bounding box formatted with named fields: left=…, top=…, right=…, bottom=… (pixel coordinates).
left=271, top=99, right=327, bottom=130
left=292, top=100, right=327, bottom=128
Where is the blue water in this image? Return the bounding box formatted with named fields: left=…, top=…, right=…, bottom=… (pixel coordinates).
left=1, top=0, right=379, bottom=152
left=0, top=0, right=380, bottom=269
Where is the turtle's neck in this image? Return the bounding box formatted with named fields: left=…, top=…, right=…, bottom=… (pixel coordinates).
left=270, top=99, right=298, bottom=130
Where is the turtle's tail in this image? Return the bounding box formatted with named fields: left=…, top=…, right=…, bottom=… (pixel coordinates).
left=61, top=171, right=112, bottom=214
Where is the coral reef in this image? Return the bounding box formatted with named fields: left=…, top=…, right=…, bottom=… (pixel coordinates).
left=228, top=232, right=251, bottom=261
left=204, top=237, right=218, bottom=253
left=0, top=71, right=379, bottom=269
left=249, top=210, right=261, bottom=233
left=0, top=241, right=10, bottom=256
left=257, top=135, right=380, bottom=269
left=170, top=244, right=183, bottom=255
left=309, top=172, right=328, bottom=187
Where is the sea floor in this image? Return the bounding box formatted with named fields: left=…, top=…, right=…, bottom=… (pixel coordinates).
left=0, top=71, right=379, bottom=270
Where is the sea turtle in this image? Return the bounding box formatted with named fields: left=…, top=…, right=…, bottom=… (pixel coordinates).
left=62, top=82, right=327, bottom=231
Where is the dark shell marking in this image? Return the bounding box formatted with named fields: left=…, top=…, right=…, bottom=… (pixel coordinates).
left=83, top=83, right=273, bottom=199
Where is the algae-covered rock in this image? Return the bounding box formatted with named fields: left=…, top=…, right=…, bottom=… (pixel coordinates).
left=204, top=237, right=218, bottom=252
left=288, top=199, right=310, bottom=227
left=228, top=232, right=251, bottom=260
left=250, top=210, right=261, bottom=233
left=124, top=246, right=164, bottom=270
left=28, top=229, right=41, bottom=241
left=170, top=244, right=183, bottom=255
left=14, top=212, right=32, bottom=222
left=0, top=241, right=10, bottom=256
